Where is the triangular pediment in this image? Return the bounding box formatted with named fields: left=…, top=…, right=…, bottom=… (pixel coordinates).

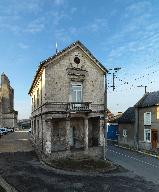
left=29, top=40, right=107, bottom=94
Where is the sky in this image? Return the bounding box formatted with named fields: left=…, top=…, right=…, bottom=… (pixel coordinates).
left=1, top=0, right=159, bottom=119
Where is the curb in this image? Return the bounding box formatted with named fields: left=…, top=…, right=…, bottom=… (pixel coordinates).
left=40, top=159, right=117, bottom=177
left=114, top=144, right=159, bottom=159
left=0, top=176, right=18, bottom=192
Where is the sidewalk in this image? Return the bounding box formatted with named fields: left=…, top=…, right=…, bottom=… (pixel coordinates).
left=0, top=176, right=18, bottom=192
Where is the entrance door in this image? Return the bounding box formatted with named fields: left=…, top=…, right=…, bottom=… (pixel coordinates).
left=151, top=129, right=158, bottom=149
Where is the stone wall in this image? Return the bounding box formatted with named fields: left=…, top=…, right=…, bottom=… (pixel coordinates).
left=88, top=117, right=99, bottom=147
left=118, top=123, right=135, bottom=147
left=30, top=43, right=105, bottom=160
left=48, top=146, right=103, bottom=160
left=45, top=46, right=104, bottom=104
left=0, top=73, right=17, bottom=128
left=1, top=113, right=17, bottom=128
left=52, top=119, right=67, bottom=151
left=30, top=68, right=45, bottom=112
left=70, top=118, right=84, bottom=148
left=0, top=73, right=14, bottom=113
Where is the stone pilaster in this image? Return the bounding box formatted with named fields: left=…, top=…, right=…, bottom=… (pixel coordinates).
left=84, top=117, right=89, bottom=150
left=66, top=118, right=71, bottom=150
left=99, top=118, right=104, bottom=146
left=44, top=119, right=52, bottom=154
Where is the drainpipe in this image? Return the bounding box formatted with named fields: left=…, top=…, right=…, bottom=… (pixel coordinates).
left=104, top=72, right=107, bottom=160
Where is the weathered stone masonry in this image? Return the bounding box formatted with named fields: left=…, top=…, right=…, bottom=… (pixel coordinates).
left=0, top=73, right=18, bottom=128
left=29, top=41, right=107, bottom=160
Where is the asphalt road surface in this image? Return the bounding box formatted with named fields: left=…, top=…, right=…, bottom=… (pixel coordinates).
left=0, top=132, right=159, bottom=192
left=0, top=130, right=33, bottom=153
left=107, top=144, right=159, bottom=185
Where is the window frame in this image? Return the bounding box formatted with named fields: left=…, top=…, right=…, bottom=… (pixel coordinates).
left=71, top=83, right=83, bottom=103
left=123, top=129, right=127, bottom=137
left=144, top=129, right=151, bottom=143
left=144, top=112, right=151, bottom=125
left=37, top=88, right=39, bottom=107
left=157, top=107, right=159, bottom=119
left=33, top=95, right=36, bottom=109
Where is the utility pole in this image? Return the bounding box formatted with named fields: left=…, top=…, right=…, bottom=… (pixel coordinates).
left=104, top=71, right=107, bottom=160
left=108, top=67, right=121, bottom=91
left=137, top=85, right=147, bottom=94
left=112, top=72, right=115, bottom=91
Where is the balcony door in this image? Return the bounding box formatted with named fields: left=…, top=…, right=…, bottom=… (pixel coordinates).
left=71, top=83, right=82, bottom=107
left=71, top=84, right=82, bottom=102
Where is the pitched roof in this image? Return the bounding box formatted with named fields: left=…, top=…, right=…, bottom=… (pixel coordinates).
left=135, top=91, right=159, bottom=108
left=118, top=107, right=135, bottom=124
left=28, top=40, right=108, bottom=94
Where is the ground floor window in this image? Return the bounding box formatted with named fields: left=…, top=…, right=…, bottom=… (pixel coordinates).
left=123, top=129, right=127, bottom=137
left=144, top=129, right=151, bottom=142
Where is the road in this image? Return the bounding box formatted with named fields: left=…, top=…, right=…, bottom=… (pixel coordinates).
left=107, top=144, right=159, bottom=184
left=0, top=130, right=33, bottom=153
left=0, top=132, right=159, bottom=192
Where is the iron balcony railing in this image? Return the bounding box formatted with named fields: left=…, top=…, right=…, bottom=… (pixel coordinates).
left=68, top=102, right=91, bottom=111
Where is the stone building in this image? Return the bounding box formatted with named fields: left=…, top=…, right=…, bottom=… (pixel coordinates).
left=0, top=73, right=18, bottom=128
left=29, top=41, right=107, bottom=159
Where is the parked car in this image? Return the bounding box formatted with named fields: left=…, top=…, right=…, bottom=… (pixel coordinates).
left=0, top=130, right=3, bottom=137
left=0, top=128, right=9, bottom=135
left=7, top=128, right=14, bottom=132
left=28, top=128, right=32, bottom=133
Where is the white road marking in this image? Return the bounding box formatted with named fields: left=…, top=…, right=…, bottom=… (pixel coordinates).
left=108, top=149, right=159, bottom=169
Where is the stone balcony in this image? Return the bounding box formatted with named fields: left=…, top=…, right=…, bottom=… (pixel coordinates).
left=45, top=102, right=92, bottom=112
left=32, top=102, right=104, bottom=115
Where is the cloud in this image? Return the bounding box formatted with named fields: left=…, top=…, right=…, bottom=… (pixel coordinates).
left=54, top=0, right=65, bottom=6
left=54, top=28, right=71, bottom=42
left=53, top=17, right=109, bottom=43
left=0, top=0, right=69, bottom=34
left=0, top=14, right=21, bottom=33
left=103, top=0, right=159, bottom=64
left=125, top=1, right=152, bottom=17
left=18, top=43, right=29, bottom=49
left=24, top=18, right=45, bottom=33
left=70, top=7, right=77, bottom=14
left=0, top=0, right=42, bottom=16
left=87, top=18, right=108, bottom=32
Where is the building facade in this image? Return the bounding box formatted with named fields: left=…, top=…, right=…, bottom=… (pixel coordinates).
left=0, top=73, right=18, bottom=128
left=118, top=92, right=159, bottom=151
left=29, top=41, right=107, bottom=159
left=134, top=91, right=159, bottom=151
left=118, top=107, right=135, bottom=147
